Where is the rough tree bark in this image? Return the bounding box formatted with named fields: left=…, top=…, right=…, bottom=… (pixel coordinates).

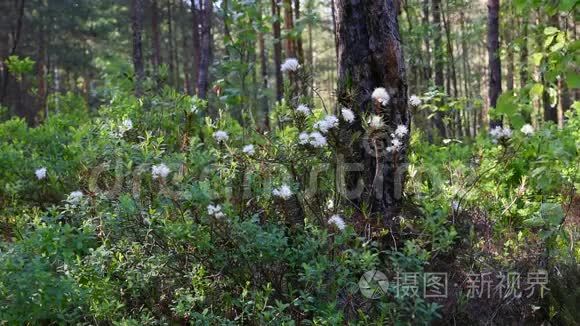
left=257, top=0, right=269, bottom=128
left=294, top=0, right=304, bottom=61
left=543, top=13, right=559, bottom=124
left=432, top=0, right=446, bottom=137
left=150, top=0, right=162, bottom=76
left=196, top=0, right=212, bottom=99
left=520, top=18, right=528, bottom=88
left=422, top=0, right=431, bottom=82
left=131, top=0, right=145, bottom=97
left=336, top=0, right=409, bottom=219
left=191, top=0, right=201, bottom=94
left=487, top=0, right=501, bottom=127
left=271, top=0, right=283, bottom=100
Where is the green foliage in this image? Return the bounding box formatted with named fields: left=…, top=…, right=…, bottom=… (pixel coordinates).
left=4, top=55, right=35, bottom=78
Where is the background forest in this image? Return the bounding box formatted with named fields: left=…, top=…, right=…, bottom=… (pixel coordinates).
left=0, top=0, right=578, bottom=324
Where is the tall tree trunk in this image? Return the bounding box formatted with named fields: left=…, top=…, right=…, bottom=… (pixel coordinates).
left=337, top=0, right=409, bottom=219
left=131, top=0, right=145, bottom=97
left=505, top=9, right=514, bottom=92
left=0, top=0, right=25, bottom=104
left=271, top=0, right=283, bottom=100
left=432, top=0, right=446, bottom=137
left=196, top=0, right=212, bottom=99
left=258, top=0, right=270, bottom=128
left=520, top=19, right=528, bottom=88
left=167, top=0, right=180, bottom=88
left=150, top=0, right=162, bottom=78
left=330, top=0, right=338, bottom=64
left=191, top=0, right=201, bottom=94
left=432, top=0, right=444, bottom=90
left=294, top=0, right=304, bottom=61
left=487, top=0, right=501, bottom=127
left=543, top=13, right=558, bottom=124
left=36, top=29, right=47, bottom=122
left=180, top=0, right=191, bottom=93
left=460, top=11, right=470, bottom=97
left=422, top=0, right=431, bottom=82
left=283, top=0, right=295, bottom=57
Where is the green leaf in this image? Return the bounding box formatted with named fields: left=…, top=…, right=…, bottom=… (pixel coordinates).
left=550, top=41, right=565, bottom=52
left=530, top=52, right=544, bottom=66
left=559, top=0, right=576, bottom=11
left=523, top=214, right=544, bottom=227
left=565, top=71, right=580, bottom=88
left=510, top=113, right=525, bottom=129
left=495, top=93, right=517, bottom=115
left=540, top=203, right=564, bottom=226
left=544, top=35, right=555, bottom=49
left=529, top=83, right=544, bottom=99
left=543, top=27, right=559, bottom=35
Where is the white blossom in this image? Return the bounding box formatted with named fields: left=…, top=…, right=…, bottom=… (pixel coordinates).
left=207, top=204, right=225, bottom=219
left=308, top=131, right=327, bottom=148
left=35, top=167, right=47, bottom=180
left=242, top=144, right=255, bottom=155
left=213, top=130, right=229, bottom=143
left=394, top=124, right=408, bottom=138
left=409, top=95, right=422, bottom=106
left=520, top=124, right=534, bottom=136
left=272, top=184, right=293, bottom=200
left=328, top=215, right=346, bottom=231
left=387, top=138, right=403, bottom=153
left=371, top=87, right=390, bottom=105
left=489, top=126, right=503, bottom=138
left=369, top=115, right=385, bottom=130
left=442, top=139, right=452, bottom=145
left=280, top=58, right=300, bottom=72
left=490, top=126, right=512, bottom=140
left=299, top=132, right=310, bottom=145
left=452, top=201, right=460, bottom=211
left=314, top=115, right=339, bottom=133
left=502, top=127, right=512, bottom=138
left=67, top=191, right=84, bottom=204
left=296, top=104, right=311, bottom=116
left=341, top=108, right=355, bottom=123
left=122, top=119, right=133, bottom=132
left=152, top=163, right=171, bottom=179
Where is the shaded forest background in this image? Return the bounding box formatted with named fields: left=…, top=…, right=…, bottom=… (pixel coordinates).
left=1, top=0, right=577, bottom=133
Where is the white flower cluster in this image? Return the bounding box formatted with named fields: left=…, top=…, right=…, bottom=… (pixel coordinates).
left=35, top=167, right=47, bottom=180
left=394, top=124, right=408, bottom=138
left=387, top=124, right=408, bottom=153
left=298, top=131, right=327, bottom=148
left=489, top=126, right=512, bottom=141
left=110, top=118, right=133, bottom=138
left=67, top=191, right=84, bottom=204
left=314, top=115, right=339, bottom=133
left=341, top=108, right=355, bottom=123
left=372, top=87, right=390, bottom=106
left=520, top=124, right=534, bottom=136
left=213, top=130, right=229, bottom=143
left=152, top=163, right=170, bottom=179
left=296, top=104, right=311, bottom=116
left=272, top=184, right=293, bottom=200
left=242, top=144, right=255, bottom=155
left=280, top=58, right=300, bottom=72
left=207, top=204, right=225, bottom=219
left=409, top=95, right=422, bottom=106
left=369, top=115, right=385, bottom=130
left=327, top=214, right=346, bottom=231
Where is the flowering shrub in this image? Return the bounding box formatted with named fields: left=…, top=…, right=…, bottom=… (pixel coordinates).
left=0, top=62, right=577, bottom=324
